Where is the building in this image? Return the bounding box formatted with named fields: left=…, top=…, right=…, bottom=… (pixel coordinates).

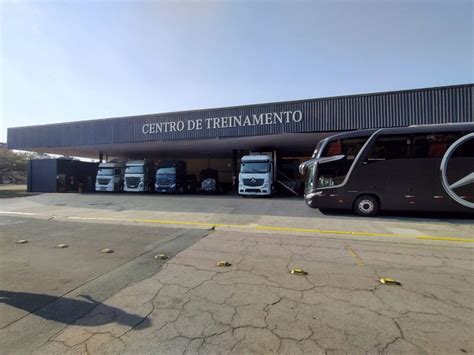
left=7, top=84, right=473, bottom=189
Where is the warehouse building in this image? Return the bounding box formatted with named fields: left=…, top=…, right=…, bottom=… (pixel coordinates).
left=7, top=84, right=473, bottom=192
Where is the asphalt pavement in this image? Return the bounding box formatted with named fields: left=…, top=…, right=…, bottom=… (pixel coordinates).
left=0, top=192, right=473, bottom=354
left=0, top=216, right=209, bottom=353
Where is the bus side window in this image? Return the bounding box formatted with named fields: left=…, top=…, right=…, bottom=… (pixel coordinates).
left=321, top=137, right=368, bottom=159
left=412, top=133, right=463, bottom=158
left=322, top=140, right=342, bottom=157
left=452, top=133, right=474, bottom=158
left=365, top=135, right=410, bottom=163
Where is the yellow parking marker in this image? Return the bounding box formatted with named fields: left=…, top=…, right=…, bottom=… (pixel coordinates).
left=290, top=268, right=307, bottom=275
left=346, top=245, right=364, bottom=267
left=216, top=261, right=231, bottom=267
left=379, top=277, right=402, bottom=286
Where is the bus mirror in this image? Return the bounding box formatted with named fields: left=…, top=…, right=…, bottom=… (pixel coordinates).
left=299, top=159, right=317, bottom=174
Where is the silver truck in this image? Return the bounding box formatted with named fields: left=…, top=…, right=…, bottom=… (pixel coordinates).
left=95, top=162, right=125, bottom=192
left=124, top=160, right=156, bottom=192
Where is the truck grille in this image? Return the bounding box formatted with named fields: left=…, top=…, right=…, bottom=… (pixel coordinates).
left=126, top=177, right=140, bottom=188
left=98, top=178, right=110, bottom=185
left=243, top=178, right=264, bottom=187
left=157, top=177, right=173, bottom=186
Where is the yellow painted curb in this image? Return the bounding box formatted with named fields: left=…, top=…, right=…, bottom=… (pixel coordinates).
left=64, top=215, right=474, bottom=243
left=416, top=236, right=474, bottom=243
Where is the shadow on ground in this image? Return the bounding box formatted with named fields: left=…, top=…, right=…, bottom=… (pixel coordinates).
left=0, top=191, right=38, bottom=199
left=0, top=290, right=151, bottom=328
left=319, top=208, right=474, bottom=222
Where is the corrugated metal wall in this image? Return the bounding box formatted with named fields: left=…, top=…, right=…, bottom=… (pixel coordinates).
left=7, top=84, right=473, bottom=150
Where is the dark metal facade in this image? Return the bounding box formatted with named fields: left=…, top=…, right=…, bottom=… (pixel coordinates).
left=8, top=84, right=473, bottom=150
left=27, top=159, right=98, bottom=192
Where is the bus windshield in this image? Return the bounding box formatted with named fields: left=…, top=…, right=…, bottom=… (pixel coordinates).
left=321, top=137, right=368, bottom=159
left=305, top=163, right=316, bottom=191
left=315, top=136, right=369, bottom=188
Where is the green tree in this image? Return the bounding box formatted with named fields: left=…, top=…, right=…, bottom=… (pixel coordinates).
left=0, top=147, right=29, bottom=173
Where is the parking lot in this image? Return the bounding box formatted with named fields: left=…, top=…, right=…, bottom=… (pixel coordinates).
left=1, top=192, right=473, bottom=354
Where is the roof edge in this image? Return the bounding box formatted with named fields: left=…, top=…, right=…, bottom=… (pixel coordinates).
left=7, top=83, right=473, bottom=131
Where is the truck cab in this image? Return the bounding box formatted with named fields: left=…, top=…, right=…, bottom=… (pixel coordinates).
left=155, top=160, right=193, bottom=193
left=95, top=162, right=125, bottom=192
left=238, top=152, right=275, bottom=196
left=124, top=160, right=156, bottom=192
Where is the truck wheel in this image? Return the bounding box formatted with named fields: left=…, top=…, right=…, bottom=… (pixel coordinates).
left=353, top=195, right=379, bottom=217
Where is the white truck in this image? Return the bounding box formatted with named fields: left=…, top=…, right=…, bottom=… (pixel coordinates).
left=95, top=162, right=125, bottom=192
left=238, top=152, right=276, bottom=196
left=124, top=160, right=156, bottom=192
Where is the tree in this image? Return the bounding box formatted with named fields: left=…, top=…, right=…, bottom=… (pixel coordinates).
left=0, top=145, right=47, bottom=183
left=0, top=148, right=29, bottom=172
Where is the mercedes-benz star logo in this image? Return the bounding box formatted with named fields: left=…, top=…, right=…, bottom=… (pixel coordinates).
left=440, top=133, right=474, bottom=209
left=250, top=178, right=256, bottom=184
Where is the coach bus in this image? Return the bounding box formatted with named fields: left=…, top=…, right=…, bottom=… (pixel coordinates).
left=300, top=124, right=474, bottom=216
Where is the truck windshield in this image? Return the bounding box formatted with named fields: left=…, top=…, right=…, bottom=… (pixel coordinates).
left=97, top=168, right=114, bottom=176
left=241, top=162, right=269, bottom=174
left=125, top=166, right=144, bottom=174
left=157, top=167, right=176, bottom=175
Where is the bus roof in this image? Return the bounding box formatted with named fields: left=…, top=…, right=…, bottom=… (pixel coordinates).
left=326, top=123, right=474, bottom=141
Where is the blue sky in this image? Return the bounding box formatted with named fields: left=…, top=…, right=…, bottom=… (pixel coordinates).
left=1, top=0, right=472, bottom=142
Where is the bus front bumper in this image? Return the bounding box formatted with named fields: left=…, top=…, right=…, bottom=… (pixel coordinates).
left=304, top=191, right=333, bottom=209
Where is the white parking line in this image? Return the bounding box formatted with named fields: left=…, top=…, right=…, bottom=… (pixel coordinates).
left=0, top=211, right=41, bottom=216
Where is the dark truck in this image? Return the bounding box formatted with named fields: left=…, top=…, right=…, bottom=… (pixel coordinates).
left=155, top=160, right=196, bottom=193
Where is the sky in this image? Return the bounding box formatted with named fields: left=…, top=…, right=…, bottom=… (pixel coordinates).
left=1, top=0, right=472, bottom=143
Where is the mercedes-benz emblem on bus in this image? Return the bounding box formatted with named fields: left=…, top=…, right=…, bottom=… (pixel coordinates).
left=251, top=178, right=256, bottom=184
left=440, top=133, right=474, bottom=209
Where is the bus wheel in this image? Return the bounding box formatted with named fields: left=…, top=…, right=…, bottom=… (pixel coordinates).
left=354, top=195, right=379, bottom=217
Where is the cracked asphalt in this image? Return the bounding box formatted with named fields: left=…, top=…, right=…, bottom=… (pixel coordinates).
left=1, top=193, right=473, bottom=354
left=31, top=231, right=474, bottom=355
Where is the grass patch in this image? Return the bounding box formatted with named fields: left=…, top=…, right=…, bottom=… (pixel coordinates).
left=0, top=185, right=38, bottom=198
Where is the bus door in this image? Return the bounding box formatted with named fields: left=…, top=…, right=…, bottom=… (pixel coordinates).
left=361, top=134, right=414, bottom=211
